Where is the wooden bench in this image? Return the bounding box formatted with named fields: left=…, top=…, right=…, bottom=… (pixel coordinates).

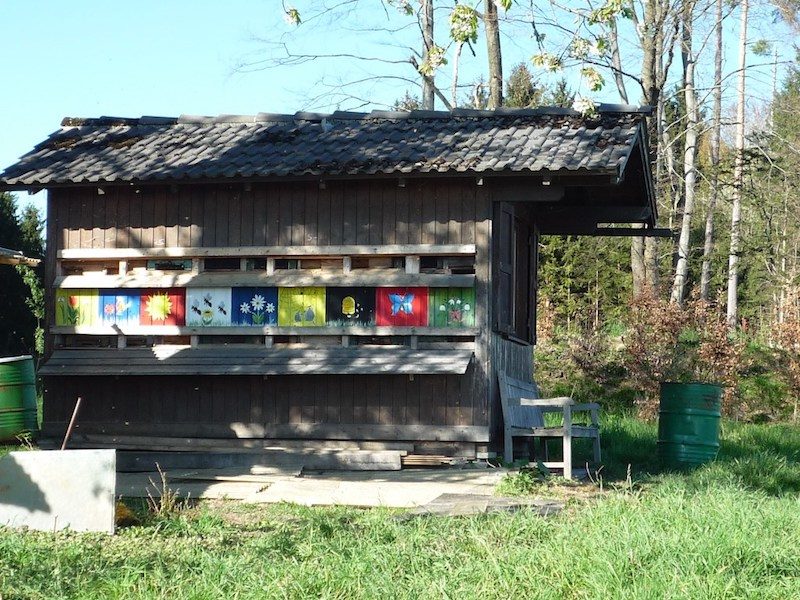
left=498, top=372, right=601, bottom=479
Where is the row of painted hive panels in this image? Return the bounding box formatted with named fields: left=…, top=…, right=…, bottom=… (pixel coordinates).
left=55, top=286, right=476, bottom=328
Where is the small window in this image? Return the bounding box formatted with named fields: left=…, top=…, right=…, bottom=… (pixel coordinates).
left=203, top=258, right=241, bottom=271
left=420, top=256, right=475, bottom=274
left=146, top=259, right=192, bottom=271
left=275, top=259, right=299, bottom=270
left=350, top=257, right=404, bottom=270
left=244, top=258, right=268, bottom=271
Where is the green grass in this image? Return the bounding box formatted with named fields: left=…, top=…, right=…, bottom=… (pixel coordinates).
left=2, top=416, right=800, bottom=599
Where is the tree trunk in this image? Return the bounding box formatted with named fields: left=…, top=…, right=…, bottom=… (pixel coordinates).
left=608, top=18, right=629, bottom=104
left=633, top=0, right=672, bottom=296
left=451, top=42, right=463, bottom=108
left=700, top=0, right=723, bottom=300
left=484, top=0, right=503, bottom=108
left=671, top=0, right=698, bottom=305
left=421, top=0, right=435, bottom=110
left=727, top=0, right=748, bottom=329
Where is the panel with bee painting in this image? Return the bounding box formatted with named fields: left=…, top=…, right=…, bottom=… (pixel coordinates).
left=186, top=288, right=232, bottom=327
left=325, top=287, right=376, bottom=326
left=428, top=287, right=475, bottom=327
left=277, top=287, right=326, bottom=327
left=139, top=289, right=186, bottom=326
left=375, top=287, right=428, bottom=327
left=231, top=287, right=278, bottom=326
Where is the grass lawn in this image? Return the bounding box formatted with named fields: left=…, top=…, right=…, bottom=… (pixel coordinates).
left=2, top=416, right=800, bottom=599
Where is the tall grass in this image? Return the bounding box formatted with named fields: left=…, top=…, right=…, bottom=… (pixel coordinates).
left=1, top=415, right=799, bottom=599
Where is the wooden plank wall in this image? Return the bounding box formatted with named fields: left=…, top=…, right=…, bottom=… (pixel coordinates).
left=45, top=179, right=491, bottom=444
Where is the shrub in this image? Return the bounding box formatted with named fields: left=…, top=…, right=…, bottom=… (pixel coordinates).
left=623, top=293, right=745, bottom=417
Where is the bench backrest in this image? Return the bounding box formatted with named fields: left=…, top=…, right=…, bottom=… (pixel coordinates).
left=498, top=372, right=545, bottom=429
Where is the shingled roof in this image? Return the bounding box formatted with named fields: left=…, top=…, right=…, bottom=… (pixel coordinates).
left=0, top=105, right=651, bottom=188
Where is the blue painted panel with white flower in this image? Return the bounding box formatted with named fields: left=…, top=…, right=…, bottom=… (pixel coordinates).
left=98, top=290, right=141, bottom=326
left=232, top=287, right=278, bottom=326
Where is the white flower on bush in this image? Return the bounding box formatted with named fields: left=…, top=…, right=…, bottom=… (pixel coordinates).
left=266, top=302, right=275, bottom=314
left=569, top=38, right=590, bottom=60
left=531, top=52, right=562, bottom=73
left=240, top=302, right=250, bottom=314
left=418, top=45, right=447, bottom=76
left=580, top=67, right=605, bottom=92
left=388, top=0, right=413, bottom=15
left=449, top=5, right=478, bottom=44
left=283, top=7, right=301, bottom=25
left=573, top=96, right=598, bottom=117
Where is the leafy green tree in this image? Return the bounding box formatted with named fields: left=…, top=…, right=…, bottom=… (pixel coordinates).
left=0, top=193, right=45, bottom=356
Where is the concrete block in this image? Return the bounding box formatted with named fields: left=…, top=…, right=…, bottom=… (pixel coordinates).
left=0, top=449, right=116, bottom=534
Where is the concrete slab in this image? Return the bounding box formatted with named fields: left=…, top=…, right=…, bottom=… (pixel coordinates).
left=249, top=468, right=509, bottom=508
left=405, top=493, right=564, bottom=517
left=0, top=449, right=116, bottom=534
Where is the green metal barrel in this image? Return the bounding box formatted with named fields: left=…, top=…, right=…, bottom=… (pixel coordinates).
left=0, top=355, right=38, bottom=442
left=657, top=382, right=722, bottom=466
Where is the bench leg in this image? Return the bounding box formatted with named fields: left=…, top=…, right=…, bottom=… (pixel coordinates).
left=504, top=428, right=514, bottom=464
left=562, top=433, right=572, bottom=480
left=593, top=433, right=601, bottom=463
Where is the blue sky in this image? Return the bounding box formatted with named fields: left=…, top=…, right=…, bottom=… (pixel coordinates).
left=0, top=1, right=790, bottom=218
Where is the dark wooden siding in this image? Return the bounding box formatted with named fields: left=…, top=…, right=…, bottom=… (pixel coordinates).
left=51, top=180, right=482, bottom=251
left=45, top=179, right=491, bottom=445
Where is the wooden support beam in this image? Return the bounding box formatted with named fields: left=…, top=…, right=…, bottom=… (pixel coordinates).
left=54, top=271, right=475, bottom=289
left=58, top=244, right=477, bottom=260
left=52, top=325, right=479, bottom=337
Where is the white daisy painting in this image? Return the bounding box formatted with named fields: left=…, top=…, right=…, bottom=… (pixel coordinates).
left=231, top=287, right=278, bottom=326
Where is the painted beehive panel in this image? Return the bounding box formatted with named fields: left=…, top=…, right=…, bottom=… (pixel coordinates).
left=277, top=287, right=326, bottom=327
left=186, top=288, right=232, bottom=327
left=55, top=289, right=99, bottom=326
left=139, top=288, right=186, bottom=326
left=232, top=287, right=278, bottom=326
left=98, top=290, right=141, bottom=327
left=429, top=288, right=475, bottom=327
left=376, top=287, right=428, bottom=326
left=326, top=287, right=376, bottom=326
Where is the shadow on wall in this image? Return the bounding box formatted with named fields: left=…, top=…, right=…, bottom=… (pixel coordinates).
left=0, top=452, right=50, bottom=512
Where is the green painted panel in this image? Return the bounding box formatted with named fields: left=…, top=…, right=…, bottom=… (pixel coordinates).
left=429, top=288, right=475, bottom=327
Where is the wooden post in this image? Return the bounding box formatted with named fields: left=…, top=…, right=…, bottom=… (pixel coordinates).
left=562, top=403, right=572, bottom=480
left=405, top=255, right=420, bottom=274
left=61, top=397, right=83, bottom=451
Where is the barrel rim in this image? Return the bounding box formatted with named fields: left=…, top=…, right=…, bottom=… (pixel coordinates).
left=0, top=355, right=34, bottom=365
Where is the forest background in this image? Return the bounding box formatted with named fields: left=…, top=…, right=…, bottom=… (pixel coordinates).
left=3, top=0, right=800, bottom=420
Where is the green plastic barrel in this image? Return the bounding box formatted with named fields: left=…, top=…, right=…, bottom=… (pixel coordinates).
left=657, top=382, right=722, bottom=466
left=0, top=355, right=38, bottom=442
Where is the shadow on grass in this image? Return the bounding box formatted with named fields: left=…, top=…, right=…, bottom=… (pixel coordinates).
left=596, top=413, right=800, bottom=497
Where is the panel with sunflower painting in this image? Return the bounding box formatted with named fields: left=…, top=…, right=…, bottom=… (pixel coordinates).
left=232, top=287, right=278, bottom=326
left=55, top=289, right=99, bottom=326
left=98, top=290, right=140, bottom=326
left=186, top=288, right=232, bottom=327
left=277, top=287, right=326, bottom=327
left=139, top=289, right=186, bottom=326
left=428, top=287, right=475, bottom=327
